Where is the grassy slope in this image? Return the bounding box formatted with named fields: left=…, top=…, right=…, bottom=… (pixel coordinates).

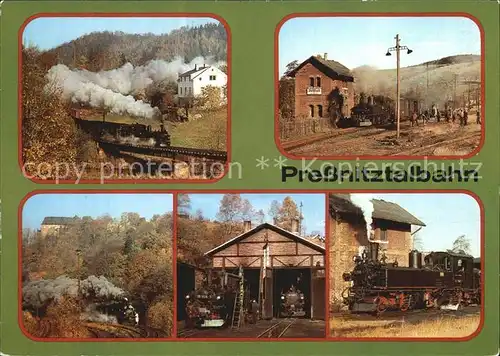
left=352, top=55, right=481, bottom=103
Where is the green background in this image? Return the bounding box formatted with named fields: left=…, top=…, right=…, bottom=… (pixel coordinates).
left=1, top=1, right=499, bottom=355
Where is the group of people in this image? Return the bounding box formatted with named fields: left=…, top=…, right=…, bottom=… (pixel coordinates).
left=410, top=105, right=481, bottom=127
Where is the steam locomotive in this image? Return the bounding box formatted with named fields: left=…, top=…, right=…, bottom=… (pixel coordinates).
left=70, top=108, right=171, bottom=148
left=185, top=286, right=232, bottom=328
left=280, top=286, right=306, bottom=317
left=349, top=95, right=396, bottom=127
left=342, top=247, right=481, bottom=315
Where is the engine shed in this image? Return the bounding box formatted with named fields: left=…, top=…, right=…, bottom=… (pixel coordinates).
left=204, top=221, right=326, bottom=320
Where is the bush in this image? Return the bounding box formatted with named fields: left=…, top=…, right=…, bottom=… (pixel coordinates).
left=147, top=298, right=173, bottom=335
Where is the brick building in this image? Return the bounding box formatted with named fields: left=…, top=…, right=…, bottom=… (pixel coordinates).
left=328, top=194, right=425, bottom=307
left=204, top=221, right=326, bottom=320
left=40, top=217, right=75, bottom=237
left=287, top=54, right=355, bottom=119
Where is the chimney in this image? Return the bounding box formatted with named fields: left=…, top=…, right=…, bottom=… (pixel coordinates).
left=273, top=217, right=278, bottom=225
left=316, top=54, right=322, bottom=59
left=243, top=220, right=252, bottom=232
left=194, top=64, right=197, bottom=70
left=324, top=53, right=328, bottom=60
left=291, top=219, right=299, bottom=233
left=368, top=96, right=374, bottom=106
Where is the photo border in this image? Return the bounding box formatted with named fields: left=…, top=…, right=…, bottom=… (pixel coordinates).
left=18, top=13, right=232, bottom=185
left=18, top=189, right=177, bottom=342
left=274, top=13, right=485, bottom=161
left=170, top=189, right=484, bottom=342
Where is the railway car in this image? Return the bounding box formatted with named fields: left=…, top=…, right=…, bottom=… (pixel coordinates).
left=279, top=286, right=306, bottom=317
left=342, top=248, right=480, bottom=315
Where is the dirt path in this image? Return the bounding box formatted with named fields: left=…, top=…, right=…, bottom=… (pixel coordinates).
left=288, top=122, right=481, bottom=157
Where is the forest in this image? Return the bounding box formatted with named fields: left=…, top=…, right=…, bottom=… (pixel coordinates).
left=21, top=22, right=228, bottom=180
left=21, top=212, right=173, bottom=338
left=177, top=194, right=324, bottom=267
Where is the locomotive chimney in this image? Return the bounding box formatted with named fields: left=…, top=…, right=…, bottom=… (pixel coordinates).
left=291, top=219, right=299, bottom=234
left=194, top=64, right=197, bottom=71
left=324, top=53, right=328, bottom=60
left=243, top=220, right=252, bottom=232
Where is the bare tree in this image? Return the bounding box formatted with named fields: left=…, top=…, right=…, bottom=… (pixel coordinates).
left=451, top=235, right=472, bottom=254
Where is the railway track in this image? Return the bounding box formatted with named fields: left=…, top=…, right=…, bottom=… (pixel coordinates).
left=177, top=328, right=204, bottom=338
left=98, top=139, right=228, bottom=162
left=256, top=318, right=297, bottom=338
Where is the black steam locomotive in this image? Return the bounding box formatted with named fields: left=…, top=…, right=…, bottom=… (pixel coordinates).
left=342, top=247, right=481, bottom=315
left=349, top=95, right=396, bottom=127
left=185, top=286, right=232, bottom=328
left=280, top=286, right=306, bottom=317
left=71, top=109, right=171, bottom=148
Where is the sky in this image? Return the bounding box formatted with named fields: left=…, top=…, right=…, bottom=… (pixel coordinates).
left=22, top=17, right=220, bottom=51
left=183, top=194, right=326, bottom=235
left=22, top=194, right=173, bottom=229
left=367, top=193, right=481, bottom=257
left=279, top=17, right=481, bottom=76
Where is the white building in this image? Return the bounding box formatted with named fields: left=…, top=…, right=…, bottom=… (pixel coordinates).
left=177, top=64, right=227, bottom=99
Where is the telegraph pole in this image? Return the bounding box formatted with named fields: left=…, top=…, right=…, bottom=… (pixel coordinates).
left=386, top=35, right=413, bottom=140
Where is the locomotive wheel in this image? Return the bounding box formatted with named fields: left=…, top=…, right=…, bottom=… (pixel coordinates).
left=374, top=297, right=387, bottom=317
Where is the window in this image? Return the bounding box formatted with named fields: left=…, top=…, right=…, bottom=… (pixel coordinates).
left=309, top=77, right=315, bottom=87
left=309, top=105, right=315, bottom=118
left=379, top=228, right=388, bottom=242
left=209, top=75, right=216, bottom=80
left=316, top=77, right=321, bottom=87
left=188, top=87, right=192, bottom=95
left=180, top=87, right=183, bottom=95
left=317, top=105, right=323, bottom=117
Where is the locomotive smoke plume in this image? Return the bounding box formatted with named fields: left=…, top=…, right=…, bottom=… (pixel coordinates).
left=81, top=304, right=118, bottom=324
left=22, top=275, right=125, bottom=309
left=349, top=194, right=374, bottom=240
left=46, top=56, right=225, bottom=119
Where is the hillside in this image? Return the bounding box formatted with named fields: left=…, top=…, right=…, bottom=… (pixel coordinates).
left=43, top=23, right=227, bottom=71
left=352, top=54, right=481, bottom=106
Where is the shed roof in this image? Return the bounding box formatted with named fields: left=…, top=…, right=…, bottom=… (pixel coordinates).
left=204, top=222, right=325, bottom=256
left=41, top=216, right=76, bottom=225
left=178, top=65, right=211, bottom=78
left=329, top=194, right=426, bottom=226
left=287, top=55, right=354, bottom=82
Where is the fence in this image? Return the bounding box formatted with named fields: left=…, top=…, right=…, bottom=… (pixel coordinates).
left=279, top=117, right=335, bottom=141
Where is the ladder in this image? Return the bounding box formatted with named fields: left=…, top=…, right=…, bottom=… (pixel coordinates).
left=231, top=266, right=244, bottom=328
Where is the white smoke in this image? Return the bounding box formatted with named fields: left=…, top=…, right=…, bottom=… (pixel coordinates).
left=349, top=194, right=374, bottom=240
left=45, top=56, right=226, bottom=120
left=22, top=275, right=126, bottom=309
left=81, top=304, right=118, bottom=324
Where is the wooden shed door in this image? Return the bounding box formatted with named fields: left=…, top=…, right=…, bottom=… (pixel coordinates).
left=262, top=267, right=273, bottom=320
left=311, top=269, right=326, bottom=320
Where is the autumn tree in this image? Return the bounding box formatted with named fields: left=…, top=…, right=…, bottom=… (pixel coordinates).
left=275, top=196, right=301, bottom=232
left=22, top=46, right=77, bottom=179
left=279, top=78, right=295, bottom=120
left=197, top=86, right=223, bottom=110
